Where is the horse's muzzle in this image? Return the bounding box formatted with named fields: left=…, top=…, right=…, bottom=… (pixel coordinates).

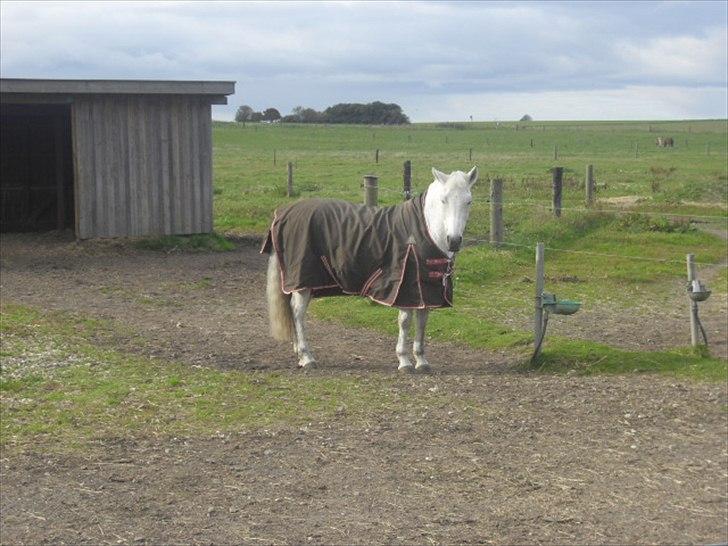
left=447, top=235, right=462, bottom=252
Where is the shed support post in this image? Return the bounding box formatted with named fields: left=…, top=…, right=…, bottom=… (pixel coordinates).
left=54, top=115, right=66, bottom=230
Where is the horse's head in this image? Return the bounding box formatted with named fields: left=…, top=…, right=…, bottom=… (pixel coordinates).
left=427, top=166, right=479, bottom=253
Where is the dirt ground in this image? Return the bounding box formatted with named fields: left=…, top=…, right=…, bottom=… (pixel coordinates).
left=1, top=232, right=727, bottom=545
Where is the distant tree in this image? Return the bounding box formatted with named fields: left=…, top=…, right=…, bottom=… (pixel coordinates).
left=323, top=102, right=409, bottom=124
left=520, top=114, right=533, bottom=122
left=262, top=107, right=282, bottom=121
left=235, top=105, right=254, bottom=122
left=286, top=106, right=325, bottom=123
left=249, top=111, right=264, bottom=122
left=300, top=108, right=324, bottom=123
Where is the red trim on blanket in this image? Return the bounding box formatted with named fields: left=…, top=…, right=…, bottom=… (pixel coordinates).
left=426, top=258, right=449, bottom=266
left=360, top=268, right=383, bottom=296
left=428, top=271, right=444, bottom=279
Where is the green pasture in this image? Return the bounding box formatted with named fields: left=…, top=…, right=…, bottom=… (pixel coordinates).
left=213, top=119, right=727, bottom=233
left=212, top=119, right=727, bottom=368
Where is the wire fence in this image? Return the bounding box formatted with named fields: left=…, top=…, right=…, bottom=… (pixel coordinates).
left=463, top=238, right=727, bottom=268
left=249, top=159, right=727, bottom=267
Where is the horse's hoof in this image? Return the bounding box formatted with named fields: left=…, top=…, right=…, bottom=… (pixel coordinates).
left=298, top=359, right=316, bottom=370
left=397, top=364, right=415, bottom=373
left=415, top=364, right=432, bottom=374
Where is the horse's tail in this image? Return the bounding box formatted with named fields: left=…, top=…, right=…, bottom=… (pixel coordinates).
left=266, top=253, right=294, bottom=342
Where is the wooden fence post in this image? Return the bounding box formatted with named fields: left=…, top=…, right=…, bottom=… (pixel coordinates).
left=273, top=149, right=277, bottom=166
left=553, top=144, right=558, bottom=160
left=530, top=138, right=534, bottom=148
left=364, top=175, right=379, bottom=206
left=635, top=143, right=639, bottom=158
left=489, top=178, right=503, bottom=246
left=585, top=164, right=595, bottom=207
left=469, top=148, right=472, bottom=162
left=375, top=149, right=379, bottom=164
left=403, top=160, right=412, bottom=200
left=534, top=242, right=545, bottom=359
left=552, top=167, right=563, bottom=218
left=687, top=254, right=699, bottom=346
left=287, top=162, right=294, bottom=197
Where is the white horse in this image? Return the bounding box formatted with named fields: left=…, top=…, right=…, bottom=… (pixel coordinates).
left=265, top=166, right=478, bottom=372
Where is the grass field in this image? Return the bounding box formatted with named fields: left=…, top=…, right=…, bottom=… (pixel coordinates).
left=212, top=119, right=727, bottom=374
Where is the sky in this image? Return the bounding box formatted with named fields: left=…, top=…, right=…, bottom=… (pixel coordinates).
left=1, top=1, right=727, bottom=122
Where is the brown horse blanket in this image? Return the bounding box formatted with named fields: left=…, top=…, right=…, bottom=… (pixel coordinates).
left=261, top=193, right=454, bottom=308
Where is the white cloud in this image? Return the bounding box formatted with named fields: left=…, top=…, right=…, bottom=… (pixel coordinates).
left=615, top=27, right=727, bottom=84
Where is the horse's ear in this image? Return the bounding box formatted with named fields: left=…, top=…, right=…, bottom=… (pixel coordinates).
left=467, top=166, right=479, bottom=188
left=432, top=168, right=449, bottom=185
left=465, top=165, right=478, bottom=188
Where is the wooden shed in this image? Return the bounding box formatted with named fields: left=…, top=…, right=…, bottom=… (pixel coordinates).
left=0, top=78, right=235, bottom=239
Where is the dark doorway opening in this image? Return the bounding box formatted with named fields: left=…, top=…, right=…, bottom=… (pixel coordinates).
left=1, top=103, right=74, bottom=232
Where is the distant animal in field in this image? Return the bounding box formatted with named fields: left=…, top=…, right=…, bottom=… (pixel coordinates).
left=656, top=137, right=674, bottom=148
left=261, top=166, right=479, bottom=372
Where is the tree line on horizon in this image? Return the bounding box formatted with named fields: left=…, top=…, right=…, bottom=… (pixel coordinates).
left=235, top=101, right=410, bottom=125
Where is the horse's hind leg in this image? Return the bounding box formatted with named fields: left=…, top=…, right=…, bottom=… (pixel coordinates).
left=291, top=289, right=316, bottom=368
left=396, top=309, right=415, bottom=372
left=413, top=308, right=431, bottom=372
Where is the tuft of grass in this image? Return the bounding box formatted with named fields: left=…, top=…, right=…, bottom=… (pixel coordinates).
left=133, top=232, right=235, bottom=252
left=616, top=213, right=695, bottom=233
left=529, top=339, right=727, bottom=382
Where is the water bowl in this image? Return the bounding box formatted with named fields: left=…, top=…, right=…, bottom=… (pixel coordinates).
left=541, top=292, right=581, bottom=315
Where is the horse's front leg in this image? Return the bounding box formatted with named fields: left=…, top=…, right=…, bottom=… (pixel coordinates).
left=291, top=290, right=316, bottom=368
left=413, top=308, right=431, bottom=372
left=396, top=309, right=414, bottom=372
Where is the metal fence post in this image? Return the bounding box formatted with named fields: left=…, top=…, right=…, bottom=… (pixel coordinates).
left=534, top=242, right=545, bottom=359
left=287, top=162, right=294, bottom=197
left=687, top=254, right=699, bottom=346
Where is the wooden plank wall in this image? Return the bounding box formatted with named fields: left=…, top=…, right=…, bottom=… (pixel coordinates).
left=72, top=95, right=213, bottom=239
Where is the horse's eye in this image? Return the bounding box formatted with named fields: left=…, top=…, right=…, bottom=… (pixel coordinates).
left=466, top=200, right=472, bottom=206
